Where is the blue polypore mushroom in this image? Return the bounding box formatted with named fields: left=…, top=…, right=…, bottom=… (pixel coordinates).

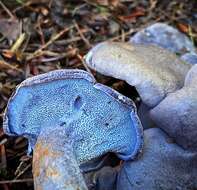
left=85, top=42, right=191, bottom=108
left=3, top=69, right=143, bottom=190
left=150, top=64, right=197, bottom=151
left=117, top=128, right=197, bottom=190
left=85, top=129, right=197, bottom=190
left=85, top=42, right=197, bottom=189
left=181, top=52, right=197, bottom=65
left=130, top=22, right=196, bottom=55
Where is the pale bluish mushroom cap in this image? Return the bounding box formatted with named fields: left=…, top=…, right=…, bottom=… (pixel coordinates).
left=85, top=42, right=191, bottom=108
left=3, top=69, right=143, bottom=165
left=130, top=22, right=195, bottom=54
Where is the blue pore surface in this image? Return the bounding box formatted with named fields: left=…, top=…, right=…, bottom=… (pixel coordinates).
left=5, top=73, right=142, bottom=164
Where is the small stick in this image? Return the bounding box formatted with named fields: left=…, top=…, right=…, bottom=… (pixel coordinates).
left=0, top=1, right=15, bottom=19
left=14, top=163, right=31, bottom=180
left=74, top=21, right=92, bottom=48
left=76, top=53, right=96, bottom=81
left=0, top=138, right=7, bottom=146
left=0, top=178, right=33, bottom=184
left=27, top=25, right=74, bottom=61
left=108, top=29, right=135, bottom=41
left=11, top=33, right=26, bottom=52
left=0, top=144, right=7, bottom=169
left=0, top=60, right=22, bottom=73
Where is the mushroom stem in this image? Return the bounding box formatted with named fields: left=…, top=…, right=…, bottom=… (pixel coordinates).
left=33, top=125, right=87, bottom=190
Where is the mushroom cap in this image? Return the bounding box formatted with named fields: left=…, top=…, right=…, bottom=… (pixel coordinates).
left=130, top=22, right=196, bottom=54
left=150, top=65, right=197, bottom=151
left=85, top=42, right=191, bottom=107
left=181, top=52, right=197, bottom=65
left=117, top=128, right=197, bottom=190
left=3, top=69, right=143, bottom=165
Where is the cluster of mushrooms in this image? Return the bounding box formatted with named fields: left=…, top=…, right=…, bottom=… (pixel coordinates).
left=3, top=23, right=197, bottom=190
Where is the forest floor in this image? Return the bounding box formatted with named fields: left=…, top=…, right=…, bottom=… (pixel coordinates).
left=0, top=0, right=196, bottom=189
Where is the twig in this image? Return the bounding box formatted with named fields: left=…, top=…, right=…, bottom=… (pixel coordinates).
left=0, top=144, right=7, bottom=169
left=54, top=37, right=82, bottom=45
left=0, top=138, right=7, bottom=146
left=74, top=21, right=92, bottom=48
left=11, top=33, right=26, bottom=52
left=14, top=163, right=31, bottom=179
left=26, top=25, right=74, bottom=61
left=108, top=29, right=135, bottom=41
left=31, top=49, right=77, bottom=63
left=76, top=53, right=96, bottom=81
left=0, top=178, right=33, bottom=184
left=0, top=60, right=23, bottom=73
left=36, top=18, right=45, bottom=45
left=121, top=28, right=126, bottom=42
left=0, top=1, right=15, bottom=19
left=72, top=3, right=87, bottom=16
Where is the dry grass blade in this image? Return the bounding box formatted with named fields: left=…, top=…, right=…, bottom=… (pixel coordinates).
left=11, top=33, right=26, bottom=53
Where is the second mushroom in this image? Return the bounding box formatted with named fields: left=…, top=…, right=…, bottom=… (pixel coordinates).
left=3, top=69, right=143, bottom=190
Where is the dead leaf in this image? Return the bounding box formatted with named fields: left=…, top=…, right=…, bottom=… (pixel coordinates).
left=177, top=23, right=189, bottom=33
left=118, top=7, right=145, bottom=22
left=0, top=18, right=21, bottom=42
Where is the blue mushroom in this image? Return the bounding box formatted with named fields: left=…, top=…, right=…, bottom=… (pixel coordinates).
left=117, top=128, right=197, bottom=190
left=3, top=69, right=143, bottom=190
left=85, top=41, right=197, bottom=190
left=181, top=52, right=197, bottom=65
left=86, top=129, right=197, bottom=190
left=130, top=22, right=195, bottom=55
left=85, top=42, right=191, bottom=108
left=150, top=65, right=197, bottom=151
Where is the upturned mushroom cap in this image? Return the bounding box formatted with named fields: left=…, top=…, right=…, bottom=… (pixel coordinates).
left=3, top=69, right=143, bottom=165
left=181, top=52, right=197, bottom=65
left=117, top=128, right=197, bottom=190
left=85, top=42, right=191, bottom=107
left=150, top=65, right=197, bottom=151
left=130, top=22, right=196, bottom=54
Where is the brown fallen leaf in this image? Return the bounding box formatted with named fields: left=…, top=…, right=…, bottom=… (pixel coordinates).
left=177, top=23, right=189, bottom=34
left=0, top=18, right=21, bottom=42
left=118, top=7, right=145, bottom=22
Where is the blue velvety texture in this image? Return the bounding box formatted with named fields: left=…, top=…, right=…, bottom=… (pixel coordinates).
left=4, top=70, right=143, bottom=165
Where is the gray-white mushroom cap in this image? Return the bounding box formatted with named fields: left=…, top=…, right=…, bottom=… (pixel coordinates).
left=85, top=42, right=191, bottom=108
